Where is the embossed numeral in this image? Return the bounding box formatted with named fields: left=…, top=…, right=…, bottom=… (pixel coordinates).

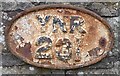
left=55, top=38, right=72, bottom=62
left=35, top=36, right=52, bottom=59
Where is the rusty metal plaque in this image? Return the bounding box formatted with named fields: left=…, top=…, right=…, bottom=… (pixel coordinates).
left=5, top=5, right=114, bottom=69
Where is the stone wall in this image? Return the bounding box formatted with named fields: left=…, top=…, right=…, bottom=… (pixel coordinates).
left=0, top=1, right=120, bottom=75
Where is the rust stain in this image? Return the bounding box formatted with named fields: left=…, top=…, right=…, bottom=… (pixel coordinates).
left=99, top=37, right=106, bottom=48
left=16, top=43, right=33, bottom=61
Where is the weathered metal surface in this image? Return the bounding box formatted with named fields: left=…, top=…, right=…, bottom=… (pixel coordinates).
left=5, top=4, right=114, bottom=69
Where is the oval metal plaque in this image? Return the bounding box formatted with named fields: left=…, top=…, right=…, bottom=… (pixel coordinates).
left=5, top=5, right=114, bottom=69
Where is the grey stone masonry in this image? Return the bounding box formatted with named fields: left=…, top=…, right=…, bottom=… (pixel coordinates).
left=1, top=1, right=120, bottom=75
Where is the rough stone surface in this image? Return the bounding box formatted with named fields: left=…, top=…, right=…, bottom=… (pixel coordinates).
left=1, top=2, right=119, bottom=16
left=1, top=2, right=120, bottom=75
left=86, top=2, right=119, bottom=17
left=2, top=2, right=34, bottom=11
left=2, top=53, right=26, bottom=67
left=2, top=64, right=65, bottom=74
